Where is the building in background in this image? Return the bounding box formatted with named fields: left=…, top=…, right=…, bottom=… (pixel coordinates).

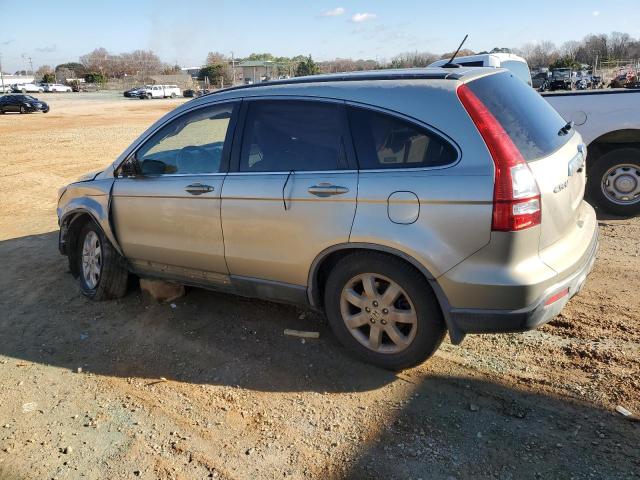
left=238, top=60, right=277, bottom=84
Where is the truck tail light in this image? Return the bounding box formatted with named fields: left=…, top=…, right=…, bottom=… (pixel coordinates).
left=457, top=84, right=541, bottom=232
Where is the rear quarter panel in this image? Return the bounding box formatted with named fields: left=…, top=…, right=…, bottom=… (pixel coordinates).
left=332, top=82, right=495, bottom=277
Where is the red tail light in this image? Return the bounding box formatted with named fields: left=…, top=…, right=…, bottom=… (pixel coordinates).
left=457, top=84, right=541, bottom=232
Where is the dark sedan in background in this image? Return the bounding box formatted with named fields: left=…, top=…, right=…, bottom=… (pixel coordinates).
left=0, top=94, right=50, bottom=114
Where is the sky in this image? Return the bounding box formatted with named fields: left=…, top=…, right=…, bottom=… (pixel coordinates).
left=1, top=0, right=639, bottom=72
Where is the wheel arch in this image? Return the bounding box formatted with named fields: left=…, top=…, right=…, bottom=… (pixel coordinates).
left=307, top=243, right=465, bottom=344
left=586, top=129, right=640, bottom=170
left=60, top=210, right=104, bottom=277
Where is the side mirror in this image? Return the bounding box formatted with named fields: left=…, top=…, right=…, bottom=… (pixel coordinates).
left=117, top=156, right=139, bottom=177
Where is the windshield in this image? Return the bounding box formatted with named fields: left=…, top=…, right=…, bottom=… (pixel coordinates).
left=466, top=72, right=572, bottom=161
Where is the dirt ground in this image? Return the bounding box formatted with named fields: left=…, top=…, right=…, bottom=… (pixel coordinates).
left=0, top=93, right=638, bottom=480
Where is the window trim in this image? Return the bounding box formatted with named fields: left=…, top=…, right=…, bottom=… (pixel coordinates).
left=345, top=101, right=461, bottom=172
left=116, top=100, right=240, bottom=178
left=228, top=96, right=358, bottom=174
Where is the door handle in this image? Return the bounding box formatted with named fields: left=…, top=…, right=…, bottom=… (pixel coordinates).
left=308, top=184, right=349, bottom=197
left=185, top=183, right=214, bottom=195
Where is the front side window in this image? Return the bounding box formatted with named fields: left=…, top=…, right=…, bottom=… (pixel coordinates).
left=348, top=107, right=457, bottom=170
left=136, top=103, right=235, bottom=175
left=239, top=100, right=346, bottom=172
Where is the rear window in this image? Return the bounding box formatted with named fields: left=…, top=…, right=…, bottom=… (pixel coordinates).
left=467, top=72, right=571, bottom=161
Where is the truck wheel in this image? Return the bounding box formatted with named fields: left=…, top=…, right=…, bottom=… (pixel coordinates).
left=589, top=148, right=640, bottom=217
left=324, top=252, right=446, bottom=370
left=76, top=221, right=128, bottom=300
left=171, top=92, right=176, bottom=98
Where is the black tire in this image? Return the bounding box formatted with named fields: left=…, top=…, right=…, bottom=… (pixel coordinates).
left=0, top=108, right=4, bottom=114
left=76, top=222, right=128, bottom=301
left=588, top=148, right=640, bottom=217
left=324, top=252, right=446, bottom=370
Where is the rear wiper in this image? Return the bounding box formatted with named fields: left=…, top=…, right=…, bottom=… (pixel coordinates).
left=558, top=121, right=574, bottom=136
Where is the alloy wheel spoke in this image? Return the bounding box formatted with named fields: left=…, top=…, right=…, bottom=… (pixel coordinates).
left=385, top=324, right=409, bottom=347
left=388, top=308, right=417, bottom=325
left=344, top=288, right=366, bottom=308
left=368, top=325, right=382, bottom=350
left=345, top=312, right=369, bottom=329
left=361, top=274, right=378, bottom=299
left=380, top=282, right=401, bottom=307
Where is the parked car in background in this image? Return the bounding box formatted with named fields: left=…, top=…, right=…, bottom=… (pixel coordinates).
left=43, top=83, right=72, bottom=93
left=549, top=68, right=573, bottom=91
left=57, top=68, right=597, bottom=369
left=12, top=83, right=44, bottom=93
left=532, top=71, right=550, bottom=91
left=429, top=52, right=532, bottom=86
left=138, top=84, right=181, bottom=99
left=124, top=86, right=145, bottom=98
left=0, top=94, right=49, bottom=114
left=0, top=84, right=12, bottom=93
left=543, top=89, right=640, bottom=216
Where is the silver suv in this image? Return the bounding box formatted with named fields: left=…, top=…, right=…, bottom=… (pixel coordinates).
left=57, top=68, right=598, bottom=369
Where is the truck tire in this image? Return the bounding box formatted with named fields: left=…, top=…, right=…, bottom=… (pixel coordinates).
left=588, top=148, right=640, bottom=217
left=76, top=221, right=128, bottom=301
left=324, top=252, right=446, bottom=370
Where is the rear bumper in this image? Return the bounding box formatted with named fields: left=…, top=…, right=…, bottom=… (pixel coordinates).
left=447, top=228, right=598, bottom=334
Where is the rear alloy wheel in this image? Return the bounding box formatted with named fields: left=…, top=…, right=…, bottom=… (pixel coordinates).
left=324, top=252, right=446, bottom=370
left=340, top=273, right=418, bottom=354
left=19, top=106, right=26, bottom=114
left=76, top=222, right=128, bottom=300
left=589, top=148, right=640, bottom=216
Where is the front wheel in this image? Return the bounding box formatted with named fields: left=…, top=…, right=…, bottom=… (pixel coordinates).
left=76, top=222, right=128, bottom=300
left=20, top=106, right=26, bottom=114
left=324, top=252, right=446, bottom=370
left=588, top=148, right=640, bottom=217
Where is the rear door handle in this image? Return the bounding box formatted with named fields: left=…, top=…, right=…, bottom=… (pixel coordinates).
left=308, top=184, right=349, bottom=197
left=185, top=183, right=214, bottom=195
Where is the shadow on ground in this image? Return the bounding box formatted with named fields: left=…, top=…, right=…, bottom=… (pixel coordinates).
left=1, top=232, right=638, bottom=479
left=0, top=232, right=397, bottom=393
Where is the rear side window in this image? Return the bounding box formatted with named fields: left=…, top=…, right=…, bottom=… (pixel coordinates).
left=240, top=100, right=347, bottom=172
left=467, top=72, right=570, bottom=161
left=348, top=107, right=457, bottom=170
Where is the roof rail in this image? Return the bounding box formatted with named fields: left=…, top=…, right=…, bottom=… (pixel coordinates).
left=202, top=70, right=464, bottom=98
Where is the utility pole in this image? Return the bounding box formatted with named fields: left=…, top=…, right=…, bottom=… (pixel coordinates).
left=230, top=51, right=235, bottom=86
left=0, top=53, right=5, bottom=93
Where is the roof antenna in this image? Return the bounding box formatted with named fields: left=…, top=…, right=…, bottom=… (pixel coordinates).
left=442, top=34, right=469, bottom=69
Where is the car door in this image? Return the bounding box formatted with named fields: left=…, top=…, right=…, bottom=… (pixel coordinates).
left=221, top=98, right=358, bottom=287
left=6, top=96, right=20, bottom=112
left=111, top=101, right=239, bottom=283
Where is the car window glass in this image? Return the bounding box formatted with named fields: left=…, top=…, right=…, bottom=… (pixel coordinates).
left=348, top=107, right=457, bottom=169
left=240, top=100, right=346, bottom=172
left=136, top=104, right=234, bottom=175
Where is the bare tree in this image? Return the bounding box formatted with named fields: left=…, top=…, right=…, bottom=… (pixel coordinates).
left=390, top=51, right=439, bottom=68
left=609, top=32, right=632, bottom=59
left=206, top=51, right=227, bottom=65
left=560, top=41, right=581, bottom=60
left=518, top=41, right=558, bottom=69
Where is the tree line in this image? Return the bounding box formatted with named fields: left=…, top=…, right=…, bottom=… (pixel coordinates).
left=517, top=32, right=640, bottom=69
left=23, top=31, right=640, bottom=85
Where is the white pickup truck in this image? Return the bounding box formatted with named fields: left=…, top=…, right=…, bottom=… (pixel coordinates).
left=138, top=84, right=181, bottom=99
left=543, top=90, right=640, bottom=216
